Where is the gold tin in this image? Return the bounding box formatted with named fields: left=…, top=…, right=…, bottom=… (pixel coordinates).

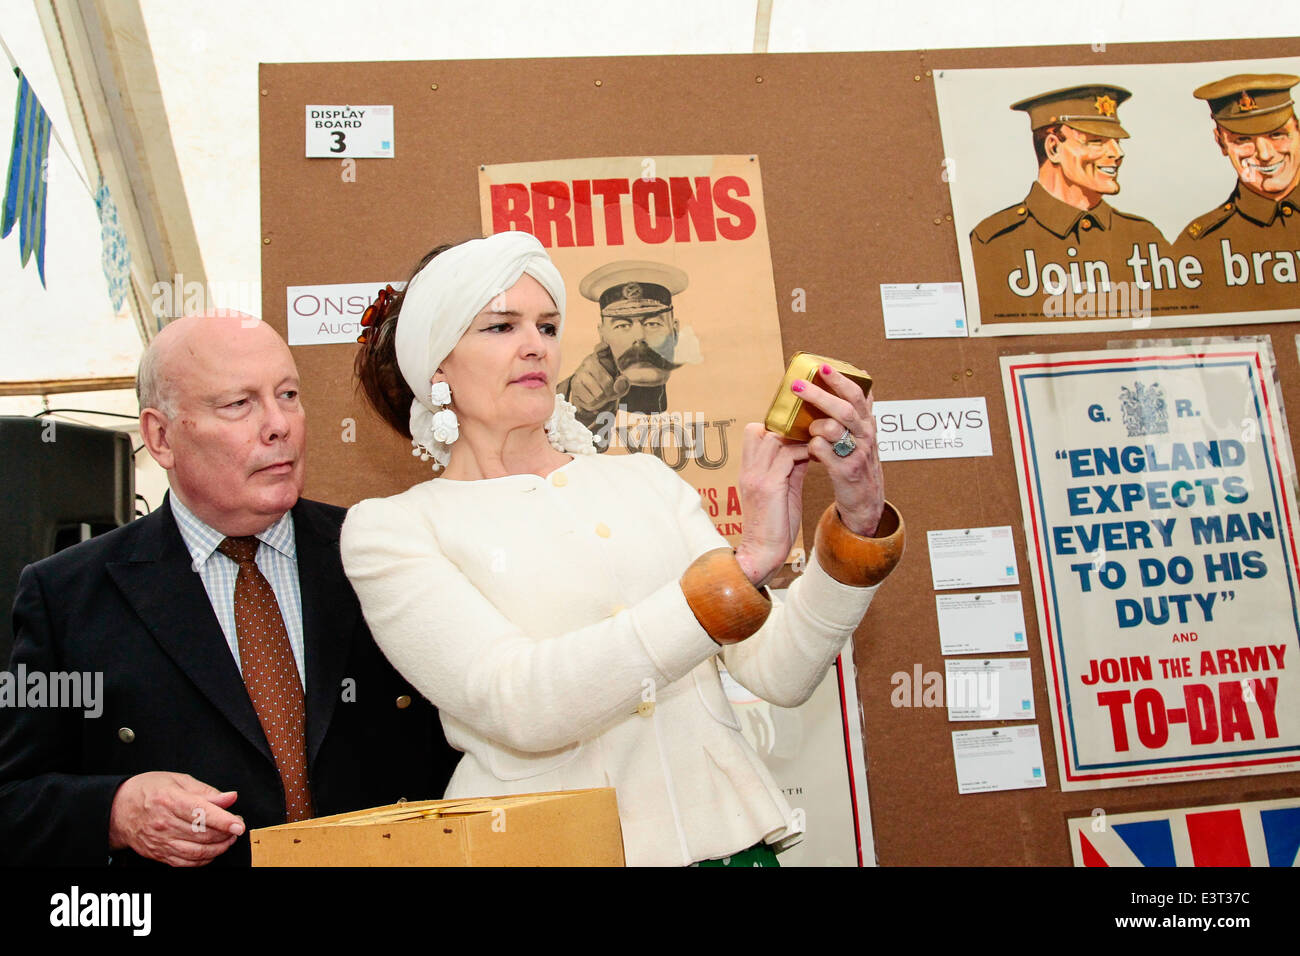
left=764, top=352, right=872, bottom=442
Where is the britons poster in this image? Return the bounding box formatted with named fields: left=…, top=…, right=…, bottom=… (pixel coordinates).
left=936, top=58, right=1300, bottom=335
left=1002, top=341, right=1300, bottom=789
left=479, top=155, right=788, bottom=546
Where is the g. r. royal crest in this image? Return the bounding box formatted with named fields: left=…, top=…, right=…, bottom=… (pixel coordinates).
left=1118, top=381, right=1169, bottom=438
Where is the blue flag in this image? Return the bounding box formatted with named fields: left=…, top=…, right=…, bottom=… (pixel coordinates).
left=95, top=177, right=129, bottom=310
left=2, top=72, right=53, bottom=285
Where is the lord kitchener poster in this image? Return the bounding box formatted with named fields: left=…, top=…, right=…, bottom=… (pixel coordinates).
left=937, top=57, right=1300, bottom=335
left=1003, top=340, right=1300, bottom=790
left=478, top=155, right=788, bottom=547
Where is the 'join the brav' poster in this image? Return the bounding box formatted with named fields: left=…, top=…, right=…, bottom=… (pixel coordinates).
left=937, top=58, right=1300, bottom=335
left=478, top=155, right=788, bottom=547
left=1003, top=340, right=1300, bottom=789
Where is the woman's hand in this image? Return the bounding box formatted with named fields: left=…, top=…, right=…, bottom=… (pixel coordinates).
left=733, top=423, right=810, bottom=588
left=792, top=365, right=886, bottom=536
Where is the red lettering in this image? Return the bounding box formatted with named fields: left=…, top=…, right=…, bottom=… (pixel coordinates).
left=1218, top=680, right=1254, bottom=741
left=530, top=181, right=574, bottom=248
left=572, top=180, right=594, bottom=246
left=669, top=176, right=716, bottom=242
left=491, top=183, right=532, bottom=236
left=726, top=485, right=742, bottom=516
left=1184, top=683, right=1218, bottom=744
left=631, top=178, right=672, bottom=244
left=1097, top=689, right=1132, bottom=751
left=1237, top=645, right=1267, bottom=672
left=1251, top=677, right=1280, bottom=737
left=1133, top=687, right=1168, bottom=748
left=698, top=486, right=719, bottom=517
left=591, top=179, right=630, bottom=245
left=713, top=175, right=756, bottom=240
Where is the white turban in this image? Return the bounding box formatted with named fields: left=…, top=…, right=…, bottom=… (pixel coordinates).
left=393, top=231, right=595, bottom=469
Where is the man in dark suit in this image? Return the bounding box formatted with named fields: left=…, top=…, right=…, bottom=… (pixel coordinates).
left=0, top=312, right=457, bottom=866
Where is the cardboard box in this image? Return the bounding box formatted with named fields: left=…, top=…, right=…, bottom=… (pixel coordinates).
left=250, top=787, right=624, bottom=866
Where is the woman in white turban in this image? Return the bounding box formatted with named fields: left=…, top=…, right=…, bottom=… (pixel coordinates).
left=342, top=231, right=903, bottom=866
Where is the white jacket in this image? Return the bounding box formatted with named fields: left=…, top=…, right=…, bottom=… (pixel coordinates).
left=340, top=452, right=878, bottom=866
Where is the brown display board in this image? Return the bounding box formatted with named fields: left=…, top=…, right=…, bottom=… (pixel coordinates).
left=260, top=38, right=1300, bottom=865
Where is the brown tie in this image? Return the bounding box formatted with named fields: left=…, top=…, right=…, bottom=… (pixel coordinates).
left=217, top=535, right=313, bottom=822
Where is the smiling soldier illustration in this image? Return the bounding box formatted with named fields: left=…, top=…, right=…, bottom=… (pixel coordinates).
left=970, top=85, right=1168, bottom=323
left=1175, top=74, right=1299, bottom=309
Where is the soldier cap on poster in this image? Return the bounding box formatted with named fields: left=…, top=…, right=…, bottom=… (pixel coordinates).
left=1010, top=84, right=1133, bottom=138
left=1194, top=73, right=1299, bottom=136
left=580, top=259, right=689, bottom=319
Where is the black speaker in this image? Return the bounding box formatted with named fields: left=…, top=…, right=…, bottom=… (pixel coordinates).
left=0, top=416, right=136, bottom=664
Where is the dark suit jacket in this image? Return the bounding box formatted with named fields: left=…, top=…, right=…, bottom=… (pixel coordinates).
left=0, top=496, right=459, bottom=866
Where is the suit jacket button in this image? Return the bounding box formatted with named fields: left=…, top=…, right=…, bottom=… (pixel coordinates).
left=395, top=695, right=412, bottom=709
left=636, top=700, right=655, bottom=717
left=118, top=727, right=135, bottom=743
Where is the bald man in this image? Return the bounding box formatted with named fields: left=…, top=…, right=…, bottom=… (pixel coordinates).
left=0, top=313, right=457, bottom=866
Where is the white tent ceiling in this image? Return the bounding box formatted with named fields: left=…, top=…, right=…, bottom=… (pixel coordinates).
left=4, top=0, right=1299, bottom=389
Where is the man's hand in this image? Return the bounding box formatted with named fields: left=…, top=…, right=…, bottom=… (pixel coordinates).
left=567, top=350, right=630, bottom=413
left=108, top=771, right=245, bottom=866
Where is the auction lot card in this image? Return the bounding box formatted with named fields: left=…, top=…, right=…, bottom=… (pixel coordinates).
left=952, top=725, right=1047, bottom=794
left=936, top=591, right=1029, bottom=654
left=928, top=526, right=1019, bottom=589
left=945, top=658, right=1036, bottom=721
left=879, top=282, right=968, bottom=339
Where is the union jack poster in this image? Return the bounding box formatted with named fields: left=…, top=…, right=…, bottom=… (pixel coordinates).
left=1068, top=796, right=1300, bottom=866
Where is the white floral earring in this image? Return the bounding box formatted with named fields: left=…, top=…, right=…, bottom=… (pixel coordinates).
left=430, top=381, right=459, bottom=446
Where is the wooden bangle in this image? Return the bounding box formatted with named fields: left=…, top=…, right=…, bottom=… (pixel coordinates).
left=814, top=501, right=905, bottom=587
left=680, top=548, right=772, bottom=645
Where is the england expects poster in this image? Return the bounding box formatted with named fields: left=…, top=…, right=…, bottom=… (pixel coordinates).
left=1003, top=341, right=1300, bottom=789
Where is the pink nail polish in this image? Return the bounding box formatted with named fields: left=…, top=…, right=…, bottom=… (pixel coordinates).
left=792, top=380, right=806, bottom=393
left=821, top=364, right=832, bottom=376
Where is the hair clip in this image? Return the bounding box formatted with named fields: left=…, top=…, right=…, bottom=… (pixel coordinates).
left=357, top=284, right=396, bottom=344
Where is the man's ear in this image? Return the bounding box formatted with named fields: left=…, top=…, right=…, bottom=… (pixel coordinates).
left=1044, top=129, right=1064, bottom=164
left=138, top=407, right=175, bottom=471
left=1213, top=126, right=1229, bottom=157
